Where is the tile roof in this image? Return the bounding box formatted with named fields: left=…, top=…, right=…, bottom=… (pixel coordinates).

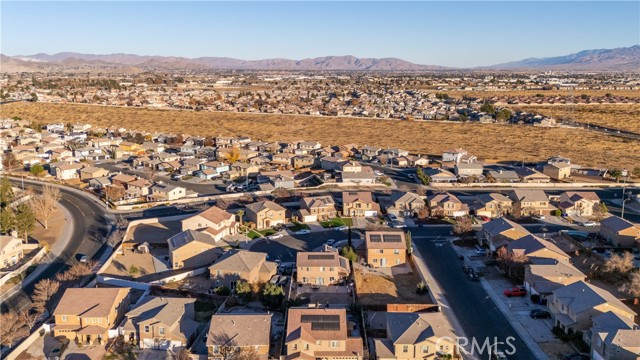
left=207, top=314, right=272, bottom=347
left=53, top=288, right=130, bottom=318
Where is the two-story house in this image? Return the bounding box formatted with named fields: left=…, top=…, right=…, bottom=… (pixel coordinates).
left=0, top=234, right=24, bottom=269
left=556, top=191, right=601, bottom=217
left=148, top=183, right=188, bottom=202
left=373, top=312, right=455, bottom=360
left=209, top=250, right=277, bottom=289
left=599, top=216, right=640, bottom=248
left=181, top=206, right=238, bottom=242
left=168, top=230, right=223, bottom=269
left=342, top=192, right=379, bottom=217
left=53, top=288, right=130, bottom=345
left=245, top=201, right=287, bottom=229
left=123, top=296, right=199, bottom=350
left=365, top=231, right=407, bottom=268
left=524, top=260, right=586, bottom=296
left=482, top=217, right=530, bottom=251
left=590, top=311, right=640, bottom=360
left=296, top=252, right=350, bottom=286
left=284, top=307, right=363, bottom=360
left=386, top=191, right=425, bottom=218
left=509, top=189, right=555, bottom=217
left=543, top=162, right=572, bottom=180
left=299, top=195, right=338, bottom=223
left=207, top=314, right=272, bottom=360
left=427, top=192, right=469, bottom=217
left=471, top=193, right=513, bottom=218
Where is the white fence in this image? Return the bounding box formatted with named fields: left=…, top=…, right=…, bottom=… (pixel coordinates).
left=0, top=247, right=47, bottom=286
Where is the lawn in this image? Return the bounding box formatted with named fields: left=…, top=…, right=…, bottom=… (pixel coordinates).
left=3, top=102, right=639, bottom=170
left=287, top=222, right=310, bottom=231
left=246, top=228, right=277, bottom=239
left=320, top=217, right=353, bottom=228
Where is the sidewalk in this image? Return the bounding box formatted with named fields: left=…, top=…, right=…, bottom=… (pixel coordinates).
left=411, top=243, right=477, bottom=360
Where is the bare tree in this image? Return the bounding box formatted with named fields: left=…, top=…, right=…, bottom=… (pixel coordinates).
left=104, top=185, right=126, bottom=202
left=603, top=252, right=634, bottom=275
left=0, top=311, right=29, bottom=347
left=619, top=272, right=640, bottom=298
left=18, top=308, right=41, bottom=330
left=496, top=247, right=528, bottom=280
left=30, top=185, right=61, bottom=229
left=32, top=278, right=60, bottom=315
left=593, top=202, right=609, bottom=222
left=453, top=217, right=473, bottom=236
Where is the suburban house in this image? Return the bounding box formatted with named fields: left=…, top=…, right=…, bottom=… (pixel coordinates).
left=299, top=195, right=338, bottom=223
left=486, top=170, right=520, bottom=183
left=386, top=191, right=425, bottom=218
left=507, top=234, right=570, bottom=263
left=168, top=230, right=223, bottom=269
left=454, top=163, right=484, bottom=178
left=296, top=251, right=350, bottom=286
left=53, top=288, right=131, bottom=345
left=54, top=163, right=83, bottom=180
left=524, top=261, right=586, bottom=296
left=207, top=314, right=272, bottom=360
left=78, top=166, right=109, bottom=181
left=471, top=193, right=513, bottom=218
left=245, top=201, right=287, bottom=229
left=365, top=231, right=407, bottom=268
left=442, top=148, right=467, bottom=163
left=426, top=192, right=469, bottom=217
left=556, top=191, right=601, bottom=217
left=208, top=250, right=277, bottom=288
left=181, top=206, right=238, bottom=242
left=590, top=311, right=640, bottom=360
left=422, top=168, right=457, bottom=183
left=599, top=216, right=640, bottom=248
left=548, top=281, right=636, bottom=334
left=125, top=178, right=153, bottom=198
left=342, top=191, right=379, bottom=217
left=123, top=296, right=199, bottom=350
left=0, top=234, right=24, bottom=269
left=482, top=217, right=530, bottom=251
left=543, top=162, right=572, bottom=180
left=514, top=167, right=551, bottom=183
left=284, top=307, right=364, bottom=360
left=148, top=183, right=187, bottom=201
left=373, top=312, right=455, bottom=360
left=509, top=189, right=555, bottom=217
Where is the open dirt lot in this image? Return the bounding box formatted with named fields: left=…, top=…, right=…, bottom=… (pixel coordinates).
left=354, top=265, right=431, bottom=305
left=515, top=104, right=640, bottom=133
left=3, top=102, right=639, bottom=169
left=125, top=220, right=182, bottom=244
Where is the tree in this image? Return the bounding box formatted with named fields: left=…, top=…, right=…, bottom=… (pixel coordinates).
left=2, top=152, right=21, bottom=172
left=620, top=272, right=640, bottom=298
left=593, top=202, right=609, bottom=222
left=225, top=146, right=241, bottom=164
left=609, top=169, right=623, bottom=183
left=15, top=203, right=35, bottom=239
left=128, top=265, right=140, bottom=277
left=260, top=282, right=285, bottom=309
left=30, top=185, right=61, bottom=229
left=235, top=281, right=253, bottom=302
left=0, top=207, right=16, bottom=234
left=32, top=278, right=60, bottom=315
left=340, top=246, right=358, bottom=262
left=174, top=348, right=192, bottom=360
left=18, top=307, right=41, bottom=330
left=272, top=187, right=290, bottom=199
left=29, top=163, right=45, bottom=177
left=603, top=252, right=634, bottom=276
left=416, top=168, right=430, bottom=185
left=496, top=108, right=512, bottom=122
left=104, top=185, right=125, bottom=202
left=453, top=217, right=473, bottom=237
left=480, top=102, right=496, bottom=114
left=0, top=311, right=29, bottom=347
left=496, top=247, right=528, bottom=279
left=0, top=176, right=14, bottom=207
left=236, top=209, right=244, bottom=226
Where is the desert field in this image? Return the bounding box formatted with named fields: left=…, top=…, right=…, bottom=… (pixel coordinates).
left=514, top=104, right=640, bottom=133
left=439, top=89, right=640, bottom=99
left=2, top=102, right=639, bottom=169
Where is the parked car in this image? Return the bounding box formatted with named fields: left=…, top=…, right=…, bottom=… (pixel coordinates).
left=462, top=264, right=471, bottom=273
left=78, top=254, right=88, bottom=263
left=374, top=170, right=383, bottom=176
left=582, top=221, right=597, bottom=227
left=467, top=272, right=479, bottom=281
left=392, top=222, right=407, bottom=228
left=296, top=229, right=311, bottom=235
left=336, top=226, right=348, bottom=231
left=529, top=309, right=551, bottom=319
left=503, top=287, right=527, bottom=297
left=268, top=233, right=284, bottom=240
left=325, top=239, right=336, bottom=246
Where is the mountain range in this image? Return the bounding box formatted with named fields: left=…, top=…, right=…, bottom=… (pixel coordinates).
left=1, top=45, right=639, bottom=72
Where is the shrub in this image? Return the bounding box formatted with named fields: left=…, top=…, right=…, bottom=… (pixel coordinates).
left=551, top=210, right=562, bottom=216
left=416, top=281, right=428, bottom=295
left=213, top=285, right=231, bottom=296
left=530, top=294, right=540, bottom=304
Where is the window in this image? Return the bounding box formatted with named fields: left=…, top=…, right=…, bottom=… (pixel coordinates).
left=394, top=249, right=400, bottom=254
left=61, top=315, right=68, bottom=322
left=159, top=327, right=165, bottom=335
left=378, top=249, right=384, bottom=254
left=320, top=267, right=325, bottom=271
left=329, top=267, right=334, bottom=272
left=144, top=325, right=150, bottom=333
left=422, top=345, right=429, bottom=353
left=403, top=345, right=409, bottom=353
left=213, top=346, right=219, bottom=354
left=304, top=344, right=309, bottom=350
left=331, top=341, right=338, bottom=348
left=293, top=344, right=298, bottom=351
left=98, top=318, right=102, bottom=323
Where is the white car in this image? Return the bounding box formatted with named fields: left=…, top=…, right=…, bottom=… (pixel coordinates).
left=336, top=226, right=348, bottom=231
left=582, top=221, right=597, bottom=227
left=374, top=171, right=383, bottom=176
left=296, top=229, right=311, bottom=235
left=268, top=233, right=284, bottom=240
left=325, top=239, right=336, bottom=246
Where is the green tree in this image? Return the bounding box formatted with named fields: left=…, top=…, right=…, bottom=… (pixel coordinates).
left=235, top=281, right=253, bottom=302
left=496, top=108, right=513, bottom=122
left=127, top=265, right=140, bottom=277
left=0, top=176, right=14, bottom=208
left=340, top=246, right=358, bottom=262
left=29, top=164, right=45, bottom=177
left=416, top=168, right=431, bottom=185
left=632, top=167, right=640, bottom=177
left=0, top=207, right=16, bottom=234
left=593, top=202, right=609, bottom=222
left=609, top=169, right=623, bottom=182
left=480, top=102, right=496, bottom=114
left=260, top=282, right=284, bottom=309
left=15, top=203, right=35, bottom=239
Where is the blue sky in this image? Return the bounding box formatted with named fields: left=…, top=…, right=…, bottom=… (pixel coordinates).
left=2, top=1, right=639, bottom=67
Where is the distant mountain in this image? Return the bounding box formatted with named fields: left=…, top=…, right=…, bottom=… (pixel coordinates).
left=488, top=45, right=640, bottom=71
left=7, top=53, right=448, bottom=71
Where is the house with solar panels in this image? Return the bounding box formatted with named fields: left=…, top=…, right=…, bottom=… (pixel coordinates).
left=296, top=251, right=350, bottom=286
left=365, top=231, right=407, bottom=268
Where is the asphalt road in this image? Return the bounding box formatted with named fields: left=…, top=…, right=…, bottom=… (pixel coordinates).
left=3, top=180, right=114, bottom=310
left=411, top=226, right=539, bottom=360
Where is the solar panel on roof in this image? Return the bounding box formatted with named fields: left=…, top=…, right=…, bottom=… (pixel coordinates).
left=369, top=234, right=382, bottom=242
left=307, top=254, right=335, bottom=260
left=300, top=315, right=341, bottom=331
left=384, top=234, right=403, bottom=242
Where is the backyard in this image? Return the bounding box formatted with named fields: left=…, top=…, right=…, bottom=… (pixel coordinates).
left=353, top=264, right=432, bottom=306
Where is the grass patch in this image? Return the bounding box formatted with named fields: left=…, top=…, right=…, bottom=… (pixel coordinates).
left=247, top=230, right=263, bottom=239
left=3, top=102, right=638, bottom=169
left=259, top=228, right=277, bottom=236
left=287, top=222, right=310, bottom=231
left=320, top=217, right=353, bottom=228
left=194, top=300, right=218, bottom=322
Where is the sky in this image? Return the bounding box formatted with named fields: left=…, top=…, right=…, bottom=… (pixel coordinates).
left=1, top=1, right=639, bottom=67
